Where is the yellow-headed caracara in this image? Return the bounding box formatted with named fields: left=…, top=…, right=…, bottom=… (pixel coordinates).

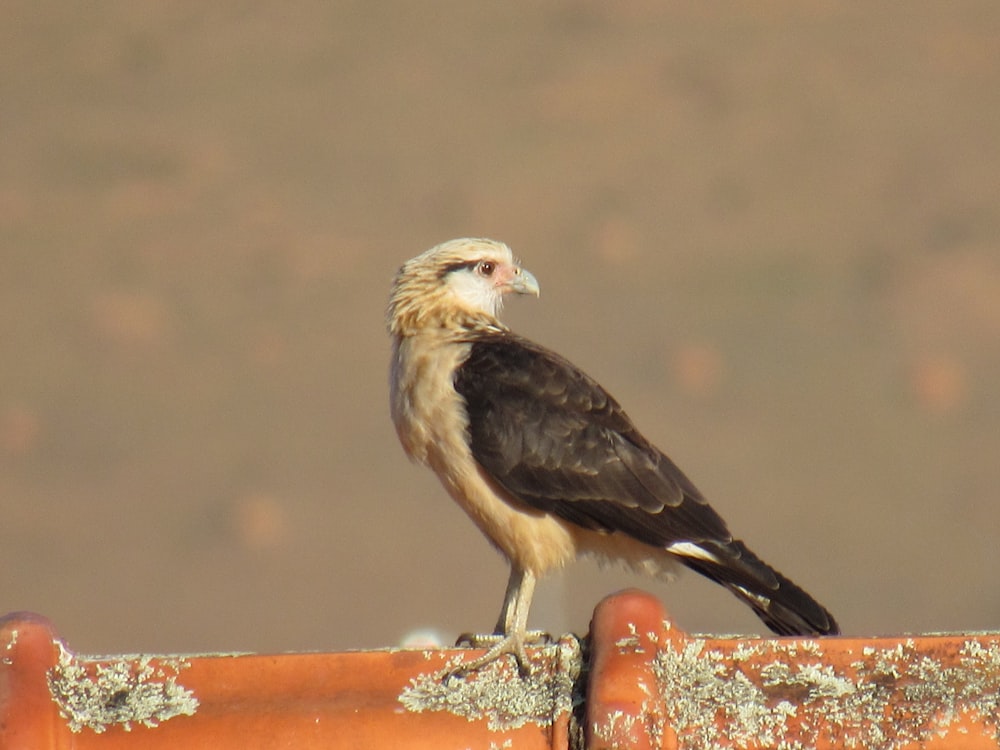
left=388, top=238, right=839, bottom=673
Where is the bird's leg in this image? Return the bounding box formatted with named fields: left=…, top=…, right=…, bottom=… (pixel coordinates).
left=497, top=564, right=527, bottom=634
left=457, top=566, right=529, bottom=644
left=452, top=568, right=545, bottom=677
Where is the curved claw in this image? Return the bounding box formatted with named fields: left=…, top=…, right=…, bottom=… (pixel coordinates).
left=455, top=631, right=498, bottom=649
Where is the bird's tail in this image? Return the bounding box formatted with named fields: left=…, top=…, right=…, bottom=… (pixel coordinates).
left=677, top=539, right=840, bottom=636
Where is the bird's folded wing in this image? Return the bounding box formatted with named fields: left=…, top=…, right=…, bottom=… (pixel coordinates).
left=454, top=333, right=733, bottom=547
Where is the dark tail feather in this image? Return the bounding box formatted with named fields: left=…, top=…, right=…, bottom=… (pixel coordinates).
left=678, top=539, right=840, bottom=637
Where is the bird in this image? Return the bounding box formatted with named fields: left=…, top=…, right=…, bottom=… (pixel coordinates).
left=387, top=237, right=839, bottom=674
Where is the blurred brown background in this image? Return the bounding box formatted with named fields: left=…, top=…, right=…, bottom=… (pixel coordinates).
left=3, top=2, right=1000, bottom=655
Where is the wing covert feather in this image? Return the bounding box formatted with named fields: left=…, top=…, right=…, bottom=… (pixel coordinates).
left=454, top=334, right=732, bottom=545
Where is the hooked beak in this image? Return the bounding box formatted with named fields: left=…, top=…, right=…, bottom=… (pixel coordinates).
left=505, top=266, right=540, bottom=297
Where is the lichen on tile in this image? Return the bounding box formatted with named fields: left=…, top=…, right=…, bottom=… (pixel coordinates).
left=398, top=635, right=581, bottom=732
left=652, top=632, right=1000, bottom=750
left=47, top=644, right=199, bottom=733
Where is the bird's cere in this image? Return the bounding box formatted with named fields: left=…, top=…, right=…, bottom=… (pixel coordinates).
left=505, top=266, right=540, bottom=297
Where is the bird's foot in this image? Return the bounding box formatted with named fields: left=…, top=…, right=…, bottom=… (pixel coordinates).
left=449, top=630, right=551, bottom=678
left=456, top=629, right=552, bottom=649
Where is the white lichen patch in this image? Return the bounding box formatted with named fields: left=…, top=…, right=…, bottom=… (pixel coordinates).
left=398, top=636, right=581, bottom=732
left=591, top=666, right=665, bottom=750
left=47, top=644, right=199, bottom=733
left=591, top=709, right=642, bottom=748
left=655, top=640, right=797, bottom=749
left=615, top=622, right=645, bottom=654
left=652, top=633, right=1000, bottom=750
left=2, top=627, right=17, bottom=666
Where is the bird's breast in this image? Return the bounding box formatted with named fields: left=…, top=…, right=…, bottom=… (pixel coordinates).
left=390, top=335, right=471, bottom=465
left=389, top=334, right=577, bottom=573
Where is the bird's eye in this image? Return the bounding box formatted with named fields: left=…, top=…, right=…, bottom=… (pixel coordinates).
left=478, top=261, right=495, bottom=277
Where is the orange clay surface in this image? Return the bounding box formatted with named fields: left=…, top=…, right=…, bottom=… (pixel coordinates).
left=5, top=592, right=1000, bottom=749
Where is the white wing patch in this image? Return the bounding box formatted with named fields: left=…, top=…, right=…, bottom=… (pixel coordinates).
left=667, top=541, right=721, bottom=563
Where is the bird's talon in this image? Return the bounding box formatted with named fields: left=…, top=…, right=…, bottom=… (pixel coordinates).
left=455, top=631, right=503, bottom=649
left=525, top=629, right=553, bottom=645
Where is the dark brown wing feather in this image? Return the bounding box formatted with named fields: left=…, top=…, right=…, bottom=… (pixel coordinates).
left=454, top=333, right=731, bottom=545
left=454, top=332, right=839, bottom=636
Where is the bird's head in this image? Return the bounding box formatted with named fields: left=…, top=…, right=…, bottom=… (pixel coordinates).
left=387, top=238, right=540, bottom=337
